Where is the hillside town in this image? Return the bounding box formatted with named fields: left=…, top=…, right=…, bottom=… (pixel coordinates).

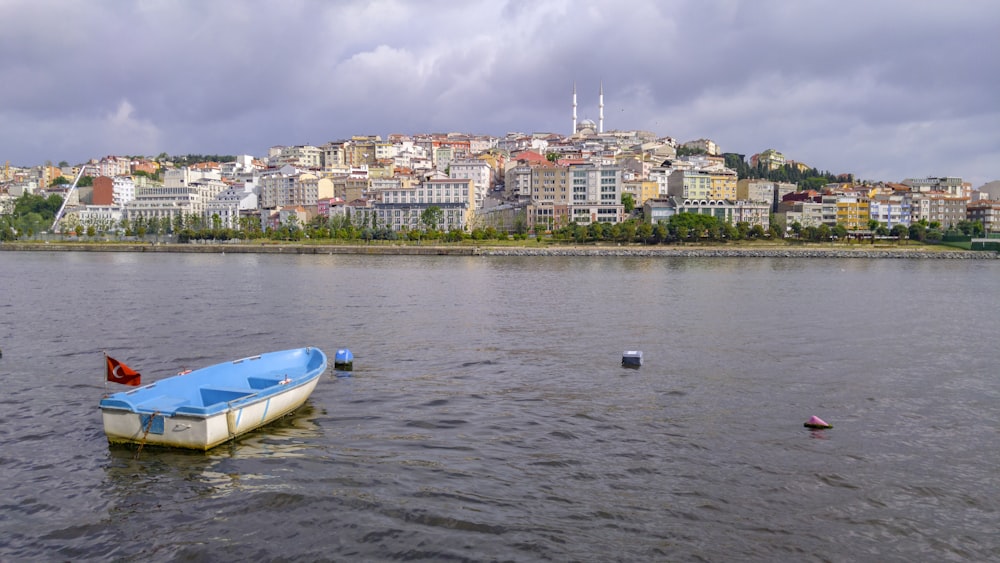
left=2, top=89, right=999, bottom=241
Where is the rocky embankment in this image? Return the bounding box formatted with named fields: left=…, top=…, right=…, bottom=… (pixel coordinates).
left=477, top=246, right=998, bottom=259
left=1, top=242, right=996, bottom=259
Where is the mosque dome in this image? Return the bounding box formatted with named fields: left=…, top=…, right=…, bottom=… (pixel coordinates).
left=576, top=118, right=597, bottom=134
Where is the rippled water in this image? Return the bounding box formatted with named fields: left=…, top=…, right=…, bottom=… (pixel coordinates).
left=0, top=251, right=998, bottom=561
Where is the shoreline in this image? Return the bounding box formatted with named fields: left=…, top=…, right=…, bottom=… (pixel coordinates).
left=1, top=241, right=996, bottom=259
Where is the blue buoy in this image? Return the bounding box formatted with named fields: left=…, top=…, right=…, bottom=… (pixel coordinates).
left=622, top=350, right=642, bottom=368
left=334, top=348, right=354, bottom=370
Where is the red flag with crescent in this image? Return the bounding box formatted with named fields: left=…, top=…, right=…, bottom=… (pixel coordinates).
left=106, top=355, right=141, bottom=386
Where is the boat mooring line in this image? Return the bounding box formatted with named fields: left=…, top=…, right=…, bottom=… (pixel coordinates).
left=134, top=410, right=160, bottom=460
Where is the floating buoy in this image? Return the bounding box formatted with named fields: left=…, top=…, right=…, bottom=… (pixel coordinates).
left=334, top=348, right=354, bottom=371
left=804, top=415, right=832, bottom=429
left=621, top=350, right=643, bottom=368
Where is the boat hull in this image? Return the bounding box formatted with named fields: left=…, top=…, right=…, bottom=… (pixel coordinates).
left=100, top=348, right=326, bottom=450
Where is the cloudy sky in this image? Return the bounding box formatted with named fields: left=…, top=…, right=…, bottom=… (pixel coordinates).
left=2, top=0, right=997, bottom=186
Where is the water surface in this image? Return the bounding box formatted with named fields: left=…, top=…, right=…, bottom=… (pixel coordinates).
left=0, top=252, right=997, bottom=561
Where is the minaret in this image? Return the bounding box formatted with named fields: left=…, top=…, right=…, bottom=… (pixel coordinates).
left=598, top=81, right=604, bottom=134
left=572, top=82, right=578, bottom=135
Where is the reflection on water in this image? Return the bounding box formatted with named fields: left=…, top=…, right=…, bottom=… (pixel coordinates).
left=105, top=402, right=327, bottom=489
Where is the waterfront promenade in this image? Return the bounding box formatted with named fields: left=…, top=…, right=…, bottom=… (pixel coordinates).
left=1, top=241, right=996, bottom=259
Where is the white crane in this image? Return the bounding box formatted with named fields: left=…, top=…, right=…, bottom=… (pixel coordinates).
left=50, top=166, right=87, bottom=232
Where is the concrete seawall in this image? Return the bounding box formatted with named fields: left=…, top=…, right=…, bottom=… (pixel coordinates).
left=1, top=242, right=996, bottom=259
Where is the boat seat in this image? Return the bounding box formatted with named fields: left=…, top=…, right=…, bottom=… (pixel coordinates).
left=199, top=387, right=256, bottom=406
left=135, top=395, right=191, bottom=415
left=247, top=377, right=284, bottom=389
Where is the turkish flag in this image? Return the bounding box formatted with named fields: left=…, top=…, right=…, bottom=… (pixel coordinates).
left=106, top=355, right=141, bottom=386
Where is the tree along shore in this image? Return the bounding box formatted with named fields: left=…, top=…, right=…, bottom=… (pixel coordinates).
left=1, top=241, right=996, bottom=259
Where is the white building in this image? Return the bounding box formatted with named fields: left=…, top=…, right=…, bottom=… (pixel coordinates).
left=902, top=177, right=966, bottom=196
left=74, top=205, right=123, bottom=233
left=570, top=164, right=621, bottom=205
left=126, top=167, right=228, bottom=226
left=220, top=155, right=264, bottom=178
left=259, top=167, right=334, bottom=209
left=112, top=176, right=136, bottom=207
left=271, top=145, right=322, bottom=169
left=374, top=178, right=475, bottom=232
left=97, top=156, right=131, bottom=177
left=258, top=165, right=300, bottom=208
left=870, top=193, right=911, bottom=228
left=648, top=166, right=674, bottom=197
left=504, top=162, right=534, bottom=201
left=206, top=185, right=258, bottom=229
left=163, top=166, right=222, bottom=189
left=390, top=141, right=431, bottom=171
left=449, top=159, right=493, bottom=209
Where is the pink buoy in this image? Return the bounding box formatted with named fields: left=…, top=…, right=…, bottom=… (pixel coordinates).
left=804, top=415, right=832, bottom=429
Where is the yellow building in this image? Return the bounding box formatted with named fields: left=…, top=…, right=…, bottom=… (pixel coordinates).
left=622, top=180, right=660, bottom=206
left=41, top=165, right=66, bottom=188
left=752, top=149, right=785, bottom=171
left=709, top=171, right=738, bottom=201
left=835, top=196, right=870, bottom=229
left=530, top=164, right=571, bottom=204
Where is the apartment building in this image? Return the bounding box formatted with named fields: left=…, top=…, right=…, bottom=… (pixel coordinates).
left=273, top=145, right=322, bottom=169
left=125, top=179, right=227, bottom=224
left=320, top=141, right=347, bottom=171
left=206, top=185, right=258, bottom=229
left=346, top=136, right=390, bottom=167
left=732, top=200, right=771, bottom=230
left=374, top=178, right=475, bottom=232
left=902, top=177, right=965, bottom=196
left=774, top=182, right=797, bottom=209
left=835, top=195, right=870, bottom=230
left=97, top=156, right=131, bottom=178
left=621, top=180, right=659, bottom=206
left=258, top=165, right=299, bottom=208
left=708, top=169, right=738, bottom=201
left=751, top=149, right=785, bottom=171
left=736, top=179, right=775, bottom=206
left=531, top=164, right=571, bottom=204
left=681, top=138, right=720, bottom=156
left=869, top=193, right=911, bottom=228
left=449, top=159, right=493, bottom=208
left=648, top=166, right=674, bottom=197
left=91, top=176, right=136, bottom=207
left=570, top=165, right=621, bottom=206
left=667, top=169, right=712, bottom=200
left=910, top=193, right=969, bottom=228
left=126, top=167, right=227, bottom=225
left=967, top=200, right=1000, bottom=233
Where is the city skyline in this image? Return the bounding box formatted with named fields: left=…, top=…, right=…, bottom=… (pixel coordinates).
left=1, top=0, right=998, bottom=186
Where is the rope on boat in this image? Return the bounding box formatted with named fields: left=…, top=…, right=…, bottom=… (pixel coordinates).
left=134, top=410, right=159, bottom=460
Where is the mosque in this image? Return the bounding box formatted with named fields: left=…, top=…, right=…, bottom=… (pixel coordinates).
left=571, top=82, right=604, bottom=136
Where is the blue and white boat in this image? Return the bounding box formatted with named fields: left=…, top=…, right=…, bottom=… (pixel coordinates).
left=100, top=347, right=327, bottom=450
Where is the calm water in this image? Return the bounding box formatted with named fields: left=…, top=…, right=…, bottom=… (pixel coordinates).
left=0, top=251, right=997, bottom=562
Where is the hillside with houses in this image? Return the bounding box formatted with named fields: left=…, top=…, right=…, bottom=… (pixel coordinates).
left=2, top=129, right=998, bottom=244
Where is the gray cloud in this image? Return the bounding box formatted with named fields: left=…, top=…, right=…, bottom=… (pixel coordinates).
left=1, top=0, right=997, bottom=185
